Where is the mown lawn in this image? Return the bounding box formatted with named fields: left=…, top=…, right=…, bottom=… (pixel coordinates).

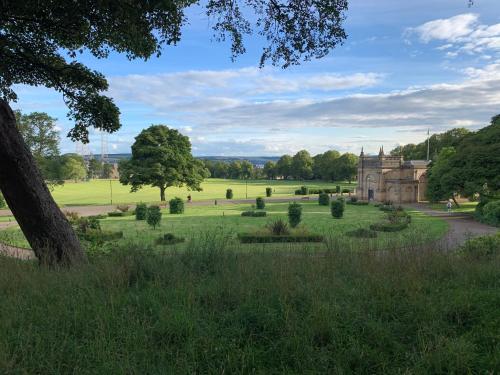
left=0, top=201, right=448, bottom=251
left=0, top=242, right=498, bottom=373
left=50, top=178, right=356, bottom=206
left=428, top=201, right=478, bottom=213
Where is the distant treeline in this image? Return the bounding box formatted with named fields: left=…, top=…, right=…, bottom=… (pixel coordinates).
left=200, top=150, right=359, bottom=182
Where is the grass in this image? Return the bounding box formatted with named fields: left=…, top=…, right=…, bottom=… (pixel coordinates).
left=0, top=201, right=448, bottom=251
left=50, top=178, right=356, bottom=206
left=0, top=241, right=498, bottom=373
left=428, top=201, right=478, bottom=213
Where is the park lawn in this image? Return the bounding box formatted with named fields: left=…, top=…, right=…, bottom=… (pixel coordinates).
left=0, top=201, right=448, bottom=251
left=50, top=178, right=356, bottom=206
left=428, top=201, right=478, bottom=213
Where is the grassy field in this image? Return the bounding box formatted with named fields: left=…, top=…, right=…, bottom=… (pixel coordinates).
left=0, top=241, right=498, bottom=373
left=428, top=201, right=478, bottom=213
left=50, top=178, right=356, bottom=206
left=0, top=201, right=448, bottom=251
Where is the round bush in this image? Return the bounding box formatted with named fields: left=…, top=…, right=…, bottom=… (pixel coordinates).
left=226, top=189, right=233, bottom=199
left=288, top=202, right=302, bottom=228
left=266, top=187, right=272, bottom=197
left=169, top=197, right=185, bottom=214
left=335, top=185, right=341, bottom=194
left=300, top=186, right=309, bottom=195
left=482, top=200, right=500, bottom=226
left=146, top=205, right=162, bottom=229
left=135, top=203, right=147, bottom=220
left=331, top=200, right=344, bottom=218
left=256, top=197, right=265, bottom=210
left=318, top=193, right=330, bottom=206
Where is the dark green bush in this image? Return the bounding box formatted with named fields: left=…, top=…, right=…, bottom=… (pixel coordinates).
left=146, top=205, right=162, bottom=229
left=135, top=203, right=147, bottom=220
left=300, top=186, right=309, bottom=195
left=296, top=188, right=336, bottom=195
left=347, top=200, right=369, bottom=206
left=341, top=188, right=351, bottom=194
left=346, top=228, right=378, bottom=238
left=226, top=189, right=233, bottom=199
left=256, top=197, right=265, bottom=210
left=336, top=185, right=341, bottom=193
left=331, top=200, right=344, bottom=218
left=241, top=211, right=267, bottom=217
left=238, top=233, right=324, bottom=243
left=108, top=211, right=126, bottom=217
left=156, top=233, right=185, bottom=246
left=288, top=202, right=302, bottom=228
left=266, top=187, right=272, bottom=197
left=88, top=214, right=107, bottom=220
left=318, top=193, right=330, bottom=206
left=379, top=205, right=395, bottom=212
left=370, top=222, right=408, bottom=232
left=0, top=192, right=6, bottom=209
left=481, top=200, right=500, bottom=227
left=169, top=197, right=185, bottom=214
left=79, top=229, right=123, bottom=242
left=267, top=219, right=290, bottom=235
left=350, top=196, right=358, bottom=203
left=459, top=233, right=500, bottom=259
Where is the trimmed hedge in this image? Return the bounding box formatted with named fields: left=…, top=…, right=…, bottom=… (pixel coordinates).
left=266, top=187, right=272, bottom=197
left=346, top=228, right=378, bottom=238
left=155, top=233, right=185, bottom=246
left=288, top=202, right=302, bottom=228
left=331, top=200, right=344, bottom=218
left=241, top=211, right=267, bottom=217
left=108, top=211, right=126, bottom=217
left=238, top=233, right=324, bottom=243
left=370, top=222, right=408, bottom=232
left=169, top=197, right=185, bottom=214
left=295, top=188, right=337, bottom=195
left=318, top=193, right=330, bottom=206
left=256, top=197, right=265, bottom=210
left=226, top=189, right=233, bottom=199
left=79, top=229, right=123, bottom=242
left=135, top=203, right=147, bottom=220
left=347, top=200, right=369, bottom=206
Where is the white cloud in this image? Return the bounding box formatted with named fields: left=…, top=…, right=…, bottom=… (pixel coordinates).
left=406, top=13, right=500, bottom=57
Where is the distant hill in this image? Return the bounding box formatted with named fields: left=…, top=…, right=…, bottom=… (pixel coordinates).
left=92, top=154, right=280, bottom=166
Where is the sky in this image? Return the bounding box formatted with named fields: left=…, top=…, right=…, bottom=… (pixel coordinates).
left=11, top=0, right=500, bottom=156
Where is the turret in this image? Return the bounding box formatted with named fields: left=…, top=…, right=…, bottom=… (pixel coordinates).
left=360, top=147, right=364, bottom=157
left=378, top=146, right=385, bottom=158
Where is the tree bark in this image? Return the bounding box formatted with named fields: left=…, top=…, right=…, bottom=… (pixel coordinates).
left=160, top=186, right=166, bottom=201
left=452, top=195, right=460, bottom=208
left=0, top=100, right=85, bottom=266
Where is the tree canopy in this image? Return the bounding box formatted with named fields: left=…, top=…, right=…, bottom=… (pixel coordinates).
left=119, top=125, right=208, bottom=201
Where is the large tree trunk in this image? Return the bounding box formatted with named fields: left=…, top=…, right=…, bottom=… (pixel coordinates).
left=160, top=186, right=166, bottom=201
left=0, top=100, right=85, bottom=266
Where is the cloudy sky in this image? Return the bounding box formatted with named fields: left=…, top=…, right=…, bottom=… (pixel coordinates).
left=12, top=0, right=500, bottom=156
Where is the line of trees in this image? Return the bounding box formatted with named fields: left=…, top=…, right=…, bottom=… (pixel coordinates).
left=202, top=150, right=359, bottom=182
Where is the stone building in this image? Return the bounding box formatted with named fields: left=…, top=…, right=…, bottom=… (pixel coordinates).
left=356, top=147, right=429, bottom=203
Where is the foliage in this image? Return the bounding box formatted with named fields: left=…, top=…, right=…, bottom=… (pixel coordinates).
left=64, top=211, right=80, bottom=223
left=263, top=162, right=277, bottom=180
left=135, top=203, right=147, bottom=221
left=369, top=222, right=408, bottom=232
left=116, top=205, right=130, bottom=213
left=265, top=187, right=272, bottom=197
left=276, top=155, right=293, bottom=179
left=79, top=229, right=123, bottom=243
left=336, top=185, right=341, bottom=193
left=238, top=233, right=324, bottom=243
left=101, top=163, right=114, bottom=179
left=14, top=110, right=59, bottom=160
left=341, top=188, right=351, bottom=194
left=266, top=219, right=290, bottom=236
left=459, top=233, right=500, bottom=259
left=345, top=228, right=377, bottom=238
left=119, top=126, right=207, bottom=201
left=108, top=211, right=127, bottom=217
left=0, top=192, right=6, bottom=209
left=426, top=147, right=458, bottom=203
left=331, top=200, right=344, bottom=218
left=288, top=202, right=302, bottom=228
left=146, top=205, right=162, bottom=229
left=226, top=189, right=234, bottom=199
left=347, top=200, right=369, bottom=206
left=241, top=211, right=267, bottom=217
left=61, top=154, right=87, bottom=182
left=155, top=233, right=185, bottom=246
left=481, top=200, right=500, bottom=227
left=169, top=197, right=185, bottom=214
left=292, top=150, right=314, bottom=180
left=256, top=197, right=265, bottom=210
left=318, top=193, right=330, bottom=206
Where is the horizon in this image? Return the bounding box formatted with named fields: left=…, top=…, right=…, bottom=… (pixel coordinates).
left=11, top=0, right=500, bottom=157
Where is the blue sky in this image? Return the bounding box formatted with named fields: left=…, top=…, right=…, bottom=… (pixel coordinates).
left=12, top=0, right=500, bottom=156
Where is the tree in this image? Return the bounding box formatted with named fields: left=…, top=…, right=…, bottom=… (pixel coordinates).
left=313, top=150, right=340, bottom=180
left=336, top=153, right=358, bottom=183
left=229, top=161, right=243, bottom=179
left=146, top=206, right=162, bottom=230
left=426, top=147, right=459, bottom=205
left=61, top=154, right=87, bottom=182
left=276, top=155, right=293, bottom=179
left=291, top=150, right=314, bottom=180
left=101, top=163, right=113, bottom=179
left=119, top=125, right=208, bottom=201
left=263, top=161, right=277, bottom=179
left=0, top=1, right=348, bottom=265
left=15, top=111, right=60, bottom=160
left=240, top=160, right=254, bottom=180
left=88, top=159, right=102, bottom=179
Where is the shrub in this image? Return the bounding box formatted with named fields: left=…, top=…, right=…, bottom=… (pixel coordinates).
left=75, top=216, right=101, bottom=233
left=318, top=193, right=330, bottom=206
left=300, top=186, right=309, bottom=195
left=370, top=222, right=408, bottom=232
left=347, top=200, right=369, bottom=206
left=156, top=233, right=185, bottom=246
left=481, top=200, right=500, bottom=226
left=459, top=233, right=500, bottom=259
left=169, top=197, right=185, bottom=214
left=108, top=211, right=126, bottom=217
left=116, top=204, right=129, bottom=212
left=64, top=211, right=80, bottom=223
left=346, top=228, right=378, bottom=238
left=226, top=189, right=233, bottom=199
left=341, top=188, right=351, bottom=194
left=266, top=187, right=272, bottom=197
left=79, top=229, right=123, bottom=243
left=379, top=204, right=395, bottom=212
left=288, top=202, right=302, bottom=228
left=88, top=214, right=107, bottom=220
left=241, top=211, right=267, bottom=217
left=336, top=185, right=341, bottom=194
left=0, top=193, right=6, bottom=209
left=350, top=196, right=358, bottom=203
left=146, top=205, right=162, bottom=229
left=267, top=218, right=290, bottom=235
left=135, top=203, right=147, bottom=220
left=256, top=197, right=265, bottom=209
left=238, top=233, right=324, bottom=243
left=331, top=200, right=344, bottom=218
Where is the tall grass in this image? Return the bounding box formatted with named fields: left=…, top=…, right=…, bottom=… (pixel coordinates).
left=0, top=235, right=498, bottom=373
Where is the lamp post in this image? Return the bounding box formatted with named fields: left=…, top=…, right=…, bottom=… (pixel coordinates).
left=245, top=178, right=248, bottom=199
left=109, top=179, right=113, bottom=205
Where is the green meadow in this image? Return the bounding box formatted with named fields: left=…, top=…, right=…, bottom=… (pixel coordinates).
left=50, top=178, right=355, bottom=206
